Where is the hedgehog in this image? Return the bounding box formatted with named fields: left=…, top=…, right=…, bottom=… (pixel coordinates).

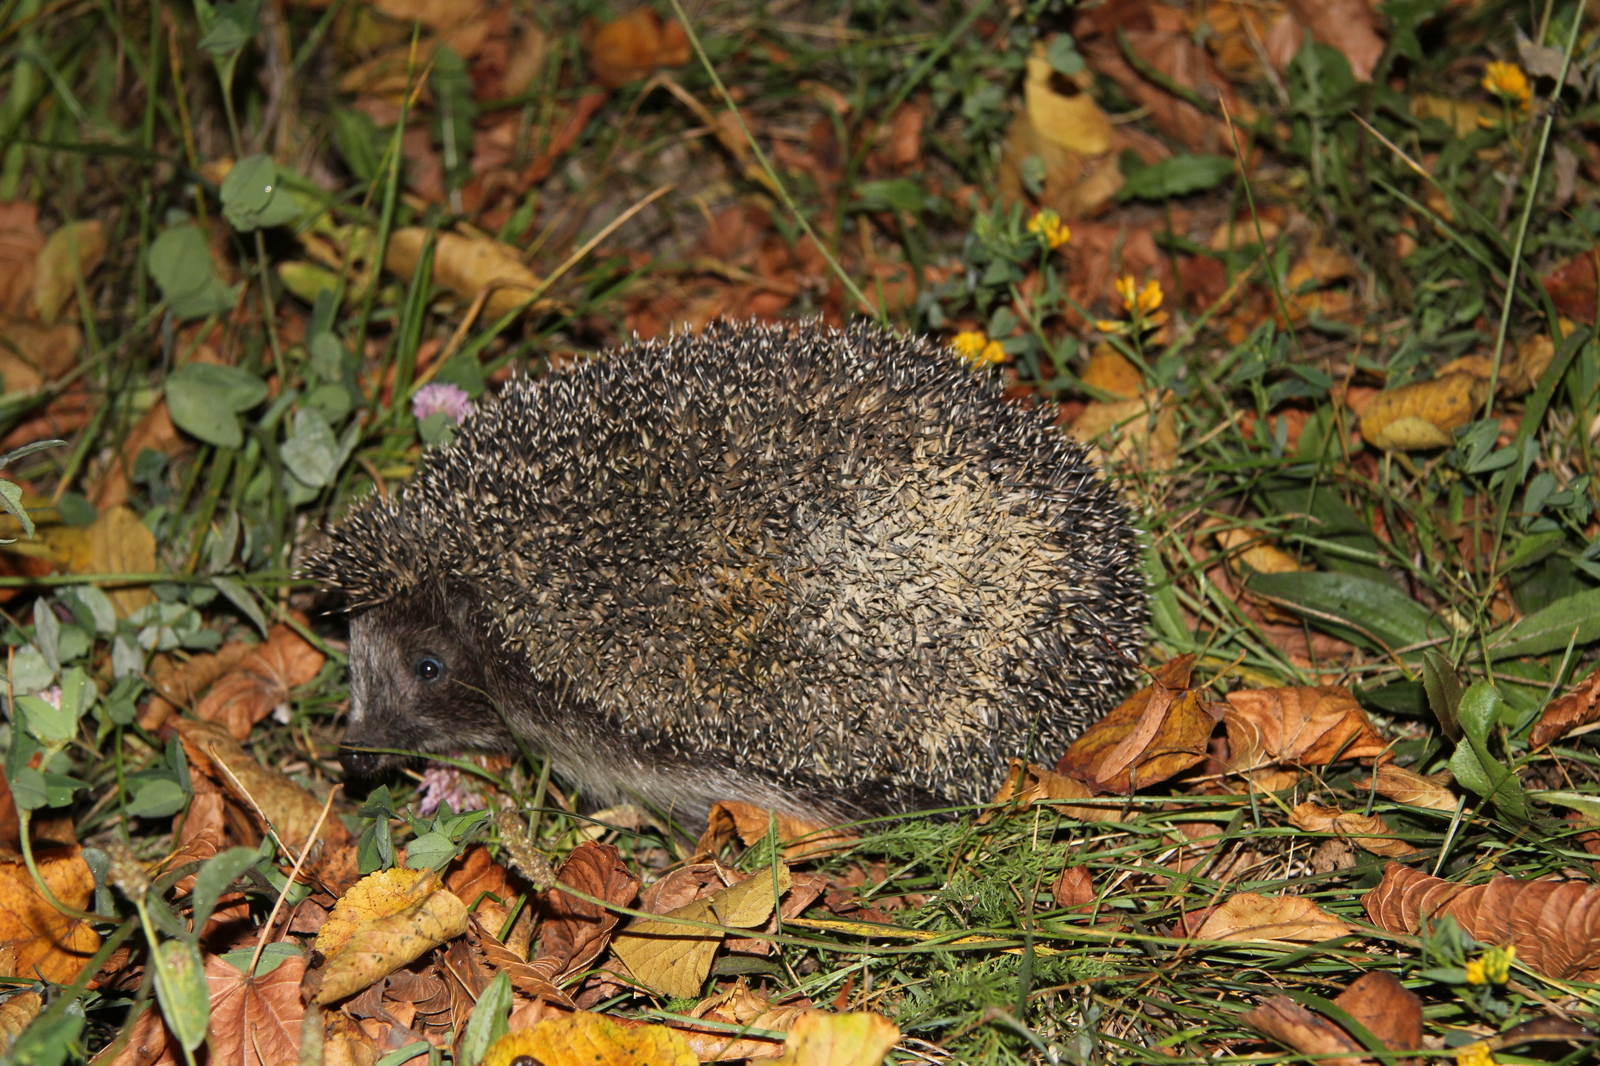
left=305, top=321, right=1147, bottom=828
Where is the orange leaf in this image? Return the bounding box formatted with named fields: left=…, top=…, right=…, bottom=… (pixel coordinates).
left=1223, top=686, right=1388, bottom=774
left=0, top=847, right=100, bottom=984
left=1057, top=655, right=1218, bottom=792
left=204, top=949, right=305, bottom=1066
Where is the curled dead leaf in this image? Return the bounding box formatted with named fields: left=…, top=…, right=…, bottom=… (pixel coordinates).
left=583, top=8, right=689, bottom=89
left=313, top=868, right=468, bottom=1003
left=1057, top=654, right=1219, bottom=792
left=697, top=801, right=857, bottom=862
left=484, top=1012, right=697, bottom=1066
left=385, top=229, right=555, bottom=320
left=194, top=623, right=327, bottom=739
left=1288, top=802, right=1415, bottom=857
left=1362, top=861, right=1600, bottom=980
left=1359, top=763, right=1458, bottom=812
left=984, top=760, right=1125, bottom=823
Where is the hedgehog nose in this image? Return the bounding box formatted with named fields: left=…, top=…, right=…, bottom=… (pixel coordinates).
left=338, top=747, right=382, bottom=778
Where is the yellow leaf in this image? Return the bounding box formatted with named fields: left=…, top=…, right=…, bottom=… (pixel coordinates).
left=314, top=871, right=468, bottom=1004
left=0, top=848, right=100, bottom=984
left=385, top=229, right=552, bottom=320
left=770, top=1011, right=901, bottom=1066
left=1080, top=344, right=1143, bottom=400
left=483, top=1013, right=696, bottom=1066
left=1069, top=391, right=1178, bottom=471
left=33, top=221, right=105, bottom=326
left=87, top=505, right=156, bottom=615
left=1024, top=44, right=1112, bottom=154
left=314, top=867, right=434, bottom=960
left=611, top=866, right=791, bottom=999
left=1358, top=372, right=1486, bottom=452
left=1193, top=892, right=1352, bottom=944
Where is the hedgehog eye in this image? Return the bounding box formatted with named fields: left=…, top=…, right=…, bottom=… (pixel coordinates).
left=415, top=656, right=444, bottom=682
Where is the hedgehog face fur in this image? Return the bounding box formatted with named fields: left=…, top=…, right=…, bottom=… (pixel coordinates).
left=306, top=322, right=1149, bottom=828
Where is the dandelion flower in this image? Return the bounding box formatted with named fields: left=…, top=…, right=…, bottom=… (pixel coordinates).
left=1482, top=61, right=1531, bottom=107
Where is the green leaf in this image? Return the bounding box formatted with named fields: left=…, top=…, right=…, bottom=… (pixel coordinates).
left=1118, top=154, right=1233, bottom=201
left=154, top=938, right=211, bottom=1052
left=1244, top=571, right=1439, bottom=655
left=1490, top=587, right=1600, bottom=659
left=1446, top=682, right=1528, bottom=821
left=332, top=109, right=386, bottom=185
left=8, top=1002, right=84, bottom=1066
left=220, top=940, right=301, bottom=976
left=166, top=364, right=268, bottom=448
left=1421, top=650, right=1464, bottom=740
left=220, top=154, right=302, bottom=232
left=403, top=830, right=460, bottom=871
left=855, top=178, right=927, bottom=213
left=458, top=972, right=514, bottom=1066
left=1046, top=34, right=1084, bottom=75
left=147, top=225, right=237, bottom=320
left=211, top=575, right=270, bottom=637
left=192, top=846, right=264, bottom=933
left=280, top=408, right=340, bottom=487
left=8, top=766, right=48, bottom=810
left=126, top=776, right=188, bottom=819
left=0, top=479, right=33, bottom=542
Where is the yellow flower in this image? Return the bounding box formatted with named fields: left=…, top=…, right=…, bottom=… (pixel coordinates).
left=1027, top=209, right=1071, bottom=249
left=1482, top=944, right=1515, bottom=983
left=1464, top=958, right=1487, bottom=985
left=1094, top=318, right=1129, bottom=335
left=951, top=331, right=1005, bottom=368
left=1482, top=61, right=1531, bottom=107
left=1117, top=276, right=1164, bottom=315
left=1457, top=1042, right=1496, bottom=1066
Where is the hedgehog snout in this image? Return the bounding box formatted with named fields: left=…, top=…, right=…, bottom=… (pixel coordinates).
left=338, top=746, right=384, bottom=777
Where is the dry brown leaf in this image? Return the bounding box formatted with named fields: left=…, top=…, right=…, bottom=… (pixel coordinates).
left=1361, top=862, right=1600, bottom=980
left=0, top=991, right=41, bottom=1050
left=1242, top=997, right=1371, bottom=1066
left=0, top=202, right=43, bottom=316
left=386, top=229, right=555, bottom=320
left=1057, top=654, right=1218, bottom=792
left=768, top=1012, right=900, bottom=1066
left=1412, top=94, right=1496, bottom=138
left=1079, top=344, right=1143, bottom=399
left=1335, top=971, right=1423, bottom=1053
left=194, top=623, right=326, bottom=739
left=1051, top=867, right=1096, bottom=911
left=697, top=801, right=857, bottom=862
left=612, top=865, right=791, bottom=999
left=1191, top=892, right=1352, bottom=943
left=984, top=759, right=1125, bottom=823
left=1211, top=525, right=1306, bottom=579
left=86, top=505, right=157, bottom=616
left=539, top=842, right=639, bottom=982
left=1286, top=0, right=1384, bottom=81
left=1359, top=763, right=1458, bottom=812
left=369, top=0, right=473, bottom=30
left=0, top=321, right=81, bottom=392
left=90, top=399, right=184, bottom=512
left=1544, top=248, right=1600, bottom=323
left=103, top=1004, right=169, bottom=1066
left=174, top=719, right=354, bottom=860
left=1358, top=372, right=1486, bottom=451
left=1532, top=661, right=1600, bottom=747
left=0, top=847, right=99, bottom=983
left=1069, top=390, right=1179, bottom=471
left=314, top=868, right=469, bottom=1004
left=483, top=1013, right=697, bottom=1066
left=205, top=949, right=305, bottom=1066
left=138, top=642, right=254, bottom=732
left=1223, top=686, right=1388, bottom=776
left=583, top=8, right=688, bottom=89
left=33, top=221, right=105, bottom=325
left=1288, top=802, right=1415, bottom=857
left=679, top=982, right=806, bottom=1061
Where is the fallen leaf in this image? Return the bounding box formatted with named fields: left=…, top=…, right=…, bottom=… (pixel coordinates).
left=539, top=842, right=640, bottom=981
left=33, top=221, right=105, bottom=325
left=1079, top=344, right=1143, bottom=399
left=138, top=642, right=254, bottom=732
left=87, top=505, right=157, bottom=616
left=1289, top=802, right=1415, bottom=857
left=1334, top=971, right=1423, bottom=1053
left=1362, top=862, right=1600, bottom=980
left=1190, top=892, right=1352, bottom=943
left=205, top=948, right=305, bottom=1066
left=1223, top=686, right=1388, bottom=776
left=1069, top=390, right=1179, bottom=470
left=769, top=1011, right=900, bottom=1066
left=174, top=719, right=354, bottom=862
left=0, top=847, right=100, bottom=983
left=1412, top=94, right=1498, bottom=138
left=1057, top=655, right=1219, bottom=792
left=385, top=229, right=554, bottom=320
left=697, top=801, right=857, bottom=862
left=1286, top=0, right=1385, bottom=81
left=314, top=868, right=468, bottom=1003
left=1242, top=997, right=1371, bottom=1066
left=984, top=759, right=1125, bottom=823
left=0, top=202, right=43, bottom=316
left=612, top=865, right=791, bottom=999
left=1358, top=372, right=1486, bottom=451
left=1024, top=42, right=1113, bottom=155
left=1544, top=248, right=1600, bottom=322
left=1359, top=763, right=1458, bottom=812
left=1051, top=867, right=1096, bottom=911
left=0, top=320, right=82, bottom=391
left=194, top=624, right=327, bottom=739
left=1532, top=662, right=1600, bottom=747
left=583, top=8, right=688, bottom=89
left=0, top=991, right=40, bottom=1050
left=483, top=1012, right=697, bottom=1066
